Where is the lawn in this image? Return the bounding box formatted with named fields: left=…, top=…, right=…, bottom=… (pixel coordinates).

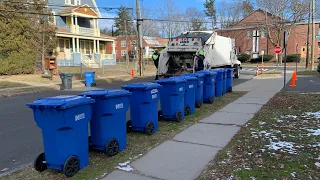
left=1, top=92, right=246, bottom=180
left=199, top=92, right=320, bottom=179
left=0, top=81, right=29, bottom=89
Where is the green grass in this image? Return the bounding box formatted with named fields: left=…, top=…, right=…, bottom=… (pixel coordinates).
left=1, top=92, right=246, bottom=180
left=0, top=81, right=29, bottom=89
left=297, top=70, right=320, bottom=76
left=198, top=92, right=320, bottom=179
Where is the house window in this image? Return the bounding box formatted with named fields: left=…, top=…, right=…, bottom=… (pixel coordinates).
left=130, top=50, right=135, bottom=55
left=58, top=39, right=70, bottom=53
left=65, top=0, right=80, bottom=5
left=261, top=31, right=267, bottom=38
left=121, top=50, right=126, bottom=56
left=247, top=31, right=252, bottom=39
left=131, top=40, right=136, bottom=46
left=318, top=42, right=320, bottom=49
left=121, top=41, right=126, bottom=47
left=246, top=50, right=251, bottom=55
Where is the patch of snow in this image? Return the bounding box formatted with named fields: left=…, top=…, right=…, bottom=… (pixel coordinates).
left=116, top=165, right=133, bottom=172
left=276, top=119, right=283, bottom=123
left=259, top=122, right=266, bottom=125
left=315, top=162, right=320, bottom=167
left=1, top=168, right=9, bottom=172
left=281, top=115, right=297, bottom=119
left=306, top=129, right=320, bottom=136
left=228, top=175, right=234, bottom=180
left=291, top=172, right=296, bottom=177
left=261, top=149, right=265, bottom=152
left=244, top=167, right=252, bottom=171
left=266, top=141, right=296, bottom=153
left=118, top=161, right=130, bottom=166
left=303, top=112, right=320, bottom=119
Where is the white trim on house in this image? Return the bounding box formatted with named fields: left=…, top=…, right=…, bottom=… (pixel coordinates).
left=56, top=32, right=115, bottom=42
left=90, top=0, right=102, bottom=18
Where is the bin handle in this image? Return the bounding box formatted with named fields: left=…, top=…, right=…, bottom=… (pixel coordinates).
left=57, top=127, right=72, bottom=131
left=101, top=113, right=113, bottom=117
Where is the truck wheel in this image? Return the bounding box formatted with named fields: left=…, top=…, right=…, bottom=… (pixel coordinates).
left=234, top=64, right=240, bottom=78
left=106, top=139, right=119, bottom=157
left=63, top=156, right=80, bottom=177
left=34, top=153, right=47, bottom=172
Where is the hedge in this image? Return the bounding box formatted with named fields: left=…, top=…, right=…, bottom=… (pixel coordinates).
left=0, top=52, right=36, bottom=75
left=237, top=54, right=251, bottom=63
left=286, top=54, right=301, bottom=62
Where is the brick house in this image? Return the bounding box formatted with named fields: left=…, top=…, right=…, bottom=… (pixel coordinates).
left=113, top=36, right=169, bottom=59
left=216, top=9, right=320, bottom=61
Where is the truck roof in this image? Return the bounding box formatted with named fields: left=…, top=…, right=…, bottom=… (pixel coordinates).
left=175, top=32, right=212, bottom=45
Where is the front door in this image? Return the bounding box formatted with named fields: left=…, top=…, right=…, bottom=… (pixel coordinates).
left=80, top=40, right=94, bottom=54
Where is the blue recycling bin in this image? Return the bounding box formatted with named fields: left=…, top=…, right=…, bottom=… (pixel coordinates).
left=156, top=78, right=186, bottom=121
left=182, top=73, right=205, bottom=108
left=27, top=95, right=94, bottom=177
left=170, top=76, right=197, bottom=116
left=84, top=71, right=96, bottom=87
left=221, top=69, right=227, bottom=94
left=80, top=90, right=131, bottom=157
left=226, top=68, right=233, bottom=92
left=122, top=83, right=162, bottom=135
left=198, top=70, right=216, bottom=104
left=210, top=69, right=223, bottom=97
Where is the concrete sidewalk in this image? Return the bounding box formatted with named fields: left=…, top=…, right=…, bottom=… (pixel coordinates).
left=103, top=74, right=291, bottom=180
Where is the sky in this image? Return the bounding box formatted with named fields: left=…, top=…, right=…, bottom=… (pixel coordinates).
left=95, top=0, right=210, bottom=30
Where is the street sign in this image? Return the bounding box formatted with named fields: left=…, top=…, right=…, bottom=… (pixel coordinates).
left=316, top=35, right=320, bottom=38
left=274, top=46, right=282, bottom=54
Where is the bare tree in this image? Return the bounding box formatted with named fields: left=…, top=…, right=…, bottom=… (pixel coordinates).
left=158, top=0, right=184, bottom=38
left=185, top=7, right=206, bottom=31
left=141, top=6, right=160, bottom=37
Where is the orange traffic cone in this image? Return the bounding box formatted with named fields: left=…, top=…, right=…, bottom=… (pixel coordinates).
left=255, top=64, right=259, bottom=76
left=289, top=73, right=296, bottom=87
left=292, top=70, right=298, bottom=80
left=131, top=68, right=135, bottom=77
left=261, top=64, right=265, bottom=74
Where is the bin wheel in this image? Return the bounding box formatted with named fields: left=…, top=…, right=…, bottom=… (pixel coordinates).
left=175, top=111, right=182, bottom=122
left=105, top=139, right=119, bottom=157
left=63, top=156, right=80, bottom=177
left=184, top=106, right=191, bottom=116
left=209, top=96, right=214, bottom=104
left=158, top=111, right=162, bottom=121
left=126, top=120, right=132, bottom=133
left=91, top=83, right=96, bottom=87
left=228, top=87, right=232, bottom=93
left=34, top=153, right=47, bottom=172
left=145, top=122, right=155, bottom=135
left=195, top=100, right=202, bottom=108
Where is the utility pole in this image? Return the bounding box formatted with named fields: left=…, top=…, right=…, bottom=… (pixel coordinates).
left=136, top=0, right=143, bottom=76
left=311, top=0, right=315, bottom=70
left=306, top=0, right=311, bottom=69
left=124, top=20, right=129, bottom=69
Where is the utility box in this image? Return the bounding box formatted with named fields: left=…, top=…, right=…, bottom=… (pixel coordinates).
left=45, top=56, right=57, bottom=70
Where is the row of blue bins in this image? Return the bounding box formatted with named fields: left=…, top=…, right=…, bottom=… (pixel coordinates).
left=27, top=68, right=233, bottom=177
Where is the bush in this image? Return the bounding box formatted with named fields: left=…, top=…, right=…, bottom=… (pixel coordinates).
left=259, top=54, right=274, bottom=61
left=237, top=54, right=251, bottom=62
left=286, top=54, right=301, bottom=62
left=0, top=51, right=36, bottom=75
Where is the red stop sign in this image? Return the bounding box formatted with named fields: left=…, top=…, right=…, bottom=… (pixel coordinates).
left=274, top=46, right=282, bottom=54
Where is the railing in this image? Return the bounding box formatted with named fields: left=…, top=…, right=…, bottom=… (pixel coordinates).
left=79, top=27, right=94, bottom=35
left=143, top=55, right=152, bottom=59
left=101, top=54, right=114, bottom=60
left=57, top=52, right=72, bottom=60
left=94, top=54, right=101, bottom=66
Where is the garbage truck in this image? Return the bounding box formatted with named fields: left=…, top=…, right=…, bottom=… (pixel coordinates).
left=157, top=31, right=241, bottom=78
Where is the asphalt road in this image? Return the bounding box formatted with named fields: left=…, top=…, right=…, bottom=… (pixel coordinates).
left=283, top=76, right=320, bottom=92
left=0, top=75, right=252, bottom=175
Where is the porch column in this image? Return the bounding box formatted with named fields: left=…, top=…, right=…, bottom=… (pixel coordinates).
left=96, top=19, right=99, bottom=28
left=76, top=38, right=80, bottom=52
left=112, top=41, right=116, bottom=54
left=93, top=39, right=96, bottom=53
left=75, top=16, right=78, bottom=25
left=97, top=40, right=100, bottom=53
left=72, top=37, right=75, bottom=53
left=71, top=15, right=74, bottom=25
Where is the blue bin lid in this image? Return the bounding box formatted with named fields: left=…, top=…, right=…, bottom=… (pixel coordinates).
left=182, top=73, right=205, bottom=78
left=156, top=77, right=186, bottom=84
left=26, top=95, right=94, bottom=110
left=123, top=82, right=162, bottom=90
left=80, top=90, right=131, bottom=99
left=198, top=70, right=217, bottom=76
left=170, top=76, right=197, bottom=81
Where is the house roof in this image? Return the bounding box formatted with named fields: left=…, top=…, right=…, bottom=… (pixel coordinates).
left=59, top=4, right=100, bottom=17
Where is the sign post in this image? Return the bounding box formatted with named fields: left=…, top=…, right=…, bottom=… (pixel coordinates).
left=274, top=46, right=282, bottom=68
left=283, top=30, right=289, bottom=91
